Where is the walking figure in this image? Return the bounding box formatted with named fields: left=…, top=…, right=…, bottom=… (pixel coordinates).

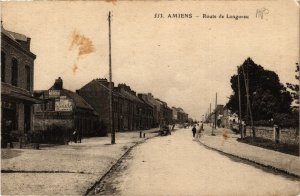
left=198, top=122, right=204, bottom=138
left=195, top=124, right=200, bottom=139
left=192, top=125, right=196, bottom=138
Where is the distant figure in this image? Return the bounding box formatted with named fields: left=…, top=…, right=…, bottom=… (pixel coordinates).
left=192, top=126, right=196, bottom=138
left=200, top=122, right=204, bottom=131
left=195, top=124, right=200, bottom=139
left=199, top=122, right=204, bottom=138
left=73, top=129, right=78, bottom=143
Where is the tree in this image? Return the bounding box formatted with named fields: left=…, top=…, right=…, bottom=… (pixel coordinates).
left=286, top=63, right=299, bottom=105
left=226, top=58, right=292, bottom=122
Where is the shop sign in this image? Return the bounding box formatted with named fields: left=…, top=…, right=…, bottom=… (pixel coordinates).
left=55, top=98, right=73, bottom=111
left=49, top=90, right=60, bottom=98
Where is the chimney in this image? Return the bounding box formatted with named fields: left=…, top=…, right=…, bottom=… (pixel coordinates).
left=53, top=77, right=63, bottom=90
left=26, top=37, right=31, bottom=50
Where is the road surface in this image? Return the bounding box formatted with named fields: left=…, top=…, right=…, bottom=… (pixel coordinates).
left=94, top=128, right=300, bottom=196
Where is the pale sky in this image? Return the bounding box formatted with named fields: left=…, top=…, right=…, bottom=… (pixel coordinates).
left=1, top=0, right=299, bottom=120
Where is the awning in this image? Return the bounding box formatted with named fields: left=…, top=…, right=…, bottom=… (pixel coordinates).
left=2, top=91, right=42, bottom=103
left=1, top=82, right=41, bottom=103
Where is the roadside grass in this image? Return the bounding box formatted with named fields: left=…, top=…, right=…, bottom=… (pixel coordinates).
left=237, top=136, right=299, bottom=156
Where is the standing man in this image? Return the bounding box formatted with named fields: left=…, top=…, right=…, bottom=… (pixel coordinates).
left=192, top=125, right=196, bottom=138
left=73, top=129, right=78, bottom=143
left=195, top=123, right=200, bottom=139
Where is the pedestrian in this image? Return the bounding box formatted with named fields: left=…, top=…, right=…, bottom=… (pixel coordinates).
left=192, top=125, right=196, bottom=138
left=195, top=124, right=200, bottom=139
left=199, top=121, right=204, bottom=138
left=73, top=129, right=78, bottom=143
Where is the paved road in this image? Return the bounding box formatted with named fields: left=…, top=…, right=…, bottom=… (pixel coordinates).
left=97, top=128, right=300, bottom=196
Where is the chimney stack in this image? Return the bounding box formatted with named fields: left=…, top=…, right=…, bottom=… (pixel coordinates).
left=53, top=77, right=63, bottom=90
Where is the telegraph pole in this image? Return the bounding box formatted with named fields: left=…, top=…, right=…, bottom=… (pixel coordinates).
left=237, top=66, right=243, bottom=138
left=241, top=64, right=255, bottom=138
left=215, top=93, right=217, bottom=130
left=209, top=103, right=212, bottom=127
left=211, top=93, right=217, bottom=136
left=108, top=11, right=115, bottom=144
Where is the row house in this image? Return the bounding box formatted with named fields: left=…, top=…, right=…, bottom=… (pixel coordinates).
left=77, top=78, right=120, bottom=135
left=147, top=93, right=160, bottom=126
left=172, top=107, right=188, bottom=123
left=172, top=107, right=189, bottom=123
left=1, top=24, right=40, bottom=147
left=138, top=93, right=155, bottom=128
left=33, top=78, right=100, bottom=143
left=155, top=99, right=173, bottom=125
left=115, top=83, right=150, bottom=130
left=77, top=79, right=154, bottom=134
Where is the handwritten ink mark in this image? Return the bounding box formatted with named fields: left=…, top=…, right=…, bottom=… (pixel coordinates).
left=256, top=8, right=269, bottom=19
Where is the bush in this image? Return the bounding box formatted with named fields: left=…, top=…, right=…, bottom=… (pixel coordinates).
left=273, top=113, right=298, bottom=128
left=253, top=120, right=273, bottom=127
left=253, top=112, right=299, bottom=128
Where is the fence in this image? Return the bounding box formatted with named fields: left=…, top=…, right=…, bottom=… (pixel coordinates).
left=245, top=126, right=299, bottom=145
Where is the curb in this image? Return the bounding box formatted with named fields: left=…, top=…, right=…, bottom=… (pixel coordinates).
left=197, top=138, right=300, bottom=179
left=84, top=133, right=159, bottom=195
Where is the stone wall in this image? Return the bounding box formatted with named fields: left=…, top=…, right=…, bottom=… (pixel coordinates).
left=33, top=112, right=73, bottom=131
left=246, top=126, right=299, bottom=145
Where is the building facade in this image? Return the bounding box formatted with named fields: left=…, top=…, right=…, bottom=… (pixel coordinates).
left=138, top=93, right=155, bottom=129
left=33, top=78, right=99, bottom=143
left=1, top=25, right=39, bottom=147
left=77, top=79, right=154, bottom=133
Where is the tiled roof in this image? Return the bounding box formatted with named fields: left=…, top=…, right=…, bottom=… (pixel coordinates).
left=1, top=26, right=28, bottom=42
left=62, top=89, right=95, bottom=111
left=34, top=89, right=96, bottom=111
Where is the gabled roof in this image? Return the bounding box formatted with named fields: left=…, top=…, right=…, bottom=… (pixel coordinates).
left=62, top=89, right=95, bottom=111
left=1, top=25, right=36, bottom=59
left=2, top=26, right=28, bottom=42
left=34, top=89, right=96, bottom=111
left=138, top=94, right=154, bottom=107
left=93, top=79, right=123, bottom=98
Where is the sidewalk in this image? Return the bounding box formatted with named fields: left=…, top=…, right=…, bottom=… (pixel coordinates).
left=199, top=124, right=300, bottom=177
left=1, top=128, right=159, bottom=195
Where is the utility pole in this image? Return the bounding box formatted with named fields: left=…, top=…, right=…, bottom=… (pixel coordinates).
left=237, top=66, right=243, bottom=138
left=215, top=92, right=217, bottom=130
left=211, top=93, right=217, bottom=136
left=108, top=11, right=115, bottom=144
left=241, top=64, right=255, bottom=138
left=209, top=103, right=212, bottom=127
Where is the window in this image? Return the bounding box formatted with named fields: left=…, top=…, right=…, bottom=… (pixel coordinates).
left=1, top=52, right=5, bottom=82
left=11, top=58, right=18, bottom=86
left=25, top=66, right=31, bottom=91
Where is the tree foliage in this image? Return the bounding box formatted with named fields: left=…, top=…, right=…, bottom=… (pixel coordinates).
left=226, top=58, right=292, bottom=121
left=286, top=63, right=299, bottom=105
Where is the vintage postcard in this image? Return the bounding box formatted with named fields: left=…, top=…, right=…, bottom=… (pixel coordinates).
left=1, top=0, right=299, bottom=195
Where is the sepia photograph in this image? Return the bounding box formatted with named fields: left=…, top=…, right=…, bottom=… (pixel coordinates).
left=1, top=0, right=299, bottom=195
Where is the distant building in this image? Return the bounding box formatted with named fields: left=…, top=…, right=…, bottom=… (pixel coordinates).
left=1, top=24, right=39, bottom=147
left=77, top=79, right=154, bottom=132
left=33, top=78, right=99, bottom=142
left=172, top=107, right=188, bottom=124
left=138, top=93, right=156, bottom=128
left=172, top=107, right=178, bottom=122
left=155, top=99, right=173, bottom=125
left=77, top=78, right=121, bottom=134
